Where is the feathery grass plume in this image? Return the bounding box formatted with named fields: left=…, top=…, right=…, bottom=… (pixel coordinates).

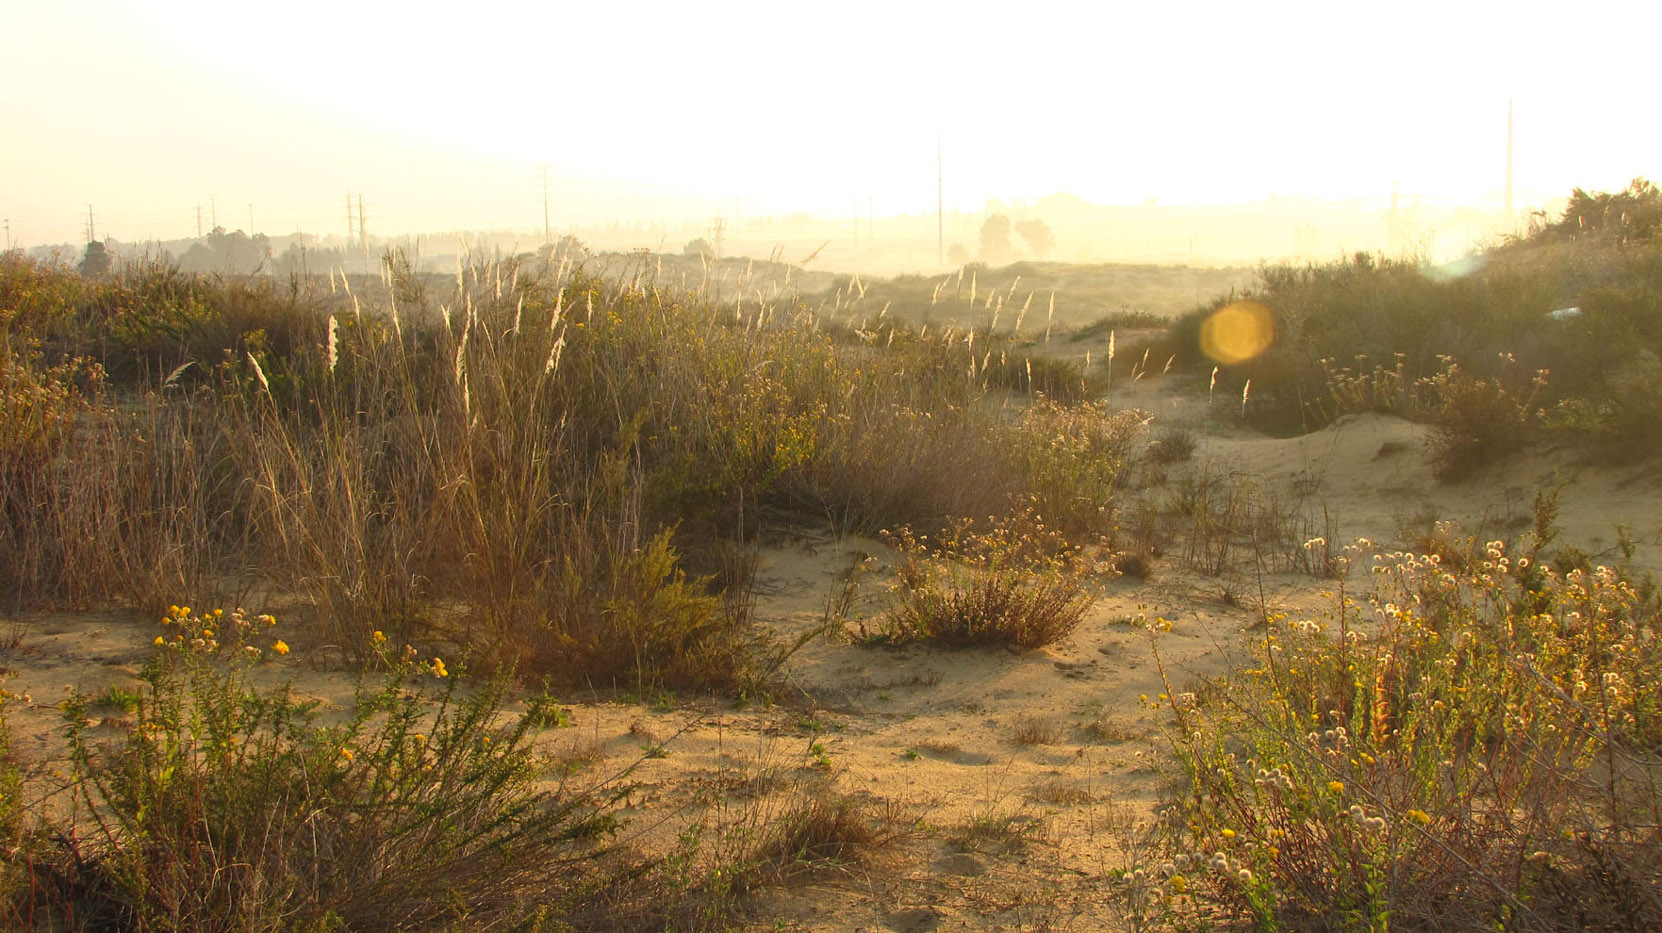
left=1210, top=365, right=1220, bottom=403
left=326, top=315, right=339, bottom=373
left=969, top=270, right=977, bottom=306
left=1013, top=291, right=1033, bottom=338
left=1106, top=330, right=1116, bottom=389
left=1163, top=354, right=1175, bottom=375
left=246, top=351, right=270, bottom=396
left=543, top=333, right=565, bottom=377
left=1045, top=291, right=1056, bottom=342
left=1241, top=378, right=1251, bottom=419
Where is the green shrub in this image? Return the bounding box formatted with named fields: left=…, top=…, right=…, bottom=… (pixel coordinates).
left=1151, top=184, right=1662, bottom=453
left=22, top=606, right=619, bottom=930
left=1418, top=355, right=1550, bottom=480
left=1134, top=538, right=1662, bottom=931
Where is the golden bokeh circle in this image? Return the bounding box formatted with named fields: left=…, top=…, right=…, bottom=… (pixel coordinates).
left=1200, top=300, right=1275, bottom=365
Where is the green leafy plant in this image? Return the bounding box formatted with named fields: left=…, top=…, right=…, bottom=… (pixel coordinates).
left=1138, top=537, right=1662, bottom=930
left=27, top=606, right=621, bottom=930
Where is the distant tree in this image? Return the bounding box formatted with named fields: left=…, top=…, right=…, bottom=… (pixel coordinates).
left=1015, top=219, right=1056, bottom=259
left=1543, top=177, right=1662, bottom=242
left=683, top=238, right=713, bottom=259
left=78, top=240, right=112, bottom=277
left=978, top=214, right=1012, bottom=265
left=539, top=235, right=588, bottom=265
left=947, top=243, right=971, bottom=265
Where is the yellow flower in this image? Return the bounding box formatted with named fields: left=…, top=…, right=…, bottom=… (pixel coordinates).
left=1406, top=809, right=1432, bottom=826
left=371, top=630, right=387, bottom=645
left=339, top=747, right=355, bottom=762
left=201, top=629, right=213, bottom=639
left=1221, top=828, right=1236, bottom=839
left=273, top=639, right=290, bottom=656
left=153, top=636, right=165, bottom=647
left=211, top=608, right=223, bottom=618
left=1327, top=781, right=1345, bottom=793
left=430, top=657, right=449, bottom=678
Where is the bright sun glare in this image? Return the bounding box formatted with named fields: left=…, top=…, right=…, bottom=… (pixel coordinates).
left=2, top=0, right=1658, bottom=253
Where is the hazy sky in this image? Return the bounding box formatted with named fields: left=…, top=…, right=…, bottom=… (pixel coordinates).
left=5, top=0, right=1659, bottom=247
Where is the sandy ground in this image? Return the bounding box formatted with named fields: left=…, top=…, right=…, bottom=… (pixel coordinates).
left=5, top=375, right=1661, bottom=931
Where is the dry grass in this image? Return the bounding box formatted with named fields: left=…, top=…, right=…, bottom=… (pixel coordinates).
left=1009, top=715, right=1063, bottom=746
left=1028, top=778, right=1096, bottom=806
left=1, top=253, right=1141, bottom=687
left=860, top=505, right=1109, bottom=650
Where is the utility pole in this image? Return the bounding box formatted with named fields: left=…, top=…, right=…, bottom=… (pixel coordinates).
left=85, top=205, right=95, bottom=243
left=539, top=163, right=551, bottom=244
left=357, top=193, right=368, bottom=271
left=1505, top=99, right=1515, bottom=219
left=3, top=218, right=10, bottom=252
left=936, top=131, right=944, bottom=264
left=210, top=195, right=217, bottom=231
left=345, top=192, right=355, bottom=244
left=196, top=204, right=203, bottom=238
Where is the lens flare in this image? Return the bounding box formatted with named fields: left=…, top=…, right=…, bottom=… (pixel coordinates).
left=1200, top=300, right=1275, bottom=365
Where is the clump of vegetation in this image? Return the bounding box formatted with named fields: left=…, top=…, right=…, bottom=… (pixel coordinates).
left=1146, top=425, right=1197, bottom=464
left=1131, top=536, right=1662, bottom=930
left=9, top=607, right=621, bottom=930
left=858, top=505, right=1107, bottom=649
left=1150, top=179, right=1662, bottom=469
left=0, top=251, right=1137, bottom=689
left=1418, top=354, right=1551, bottom=480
